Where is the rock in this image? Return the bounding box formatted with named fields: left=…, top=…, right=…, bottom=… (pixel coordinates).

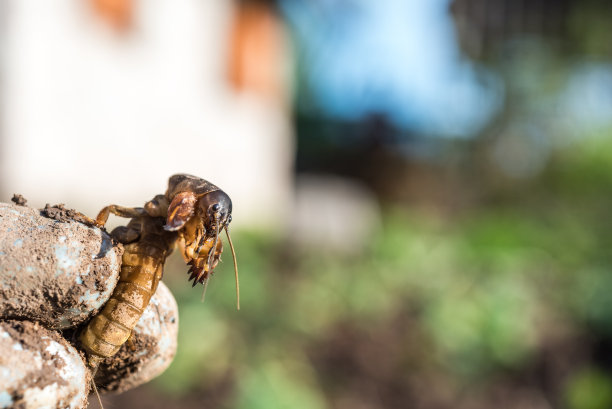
left=0, top=202, right=180, bottom=402
left=0, top=203, right=122, bottom=329
left=95, top=282, right=179, bottom=393
left=0, top=320, right=89, bottom=409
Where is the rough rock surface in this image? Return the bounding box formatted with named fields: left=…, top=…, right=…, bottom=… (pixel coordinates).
left=0, top=201, right=180, bottom=408
left=0, top=320, right=89, bottom=409
left=0, top=203, right=122, bottom=329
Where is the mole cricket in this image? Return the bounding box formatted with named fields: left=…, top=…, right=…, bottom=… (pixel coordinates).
left=79, top=174, right=239, bottom=375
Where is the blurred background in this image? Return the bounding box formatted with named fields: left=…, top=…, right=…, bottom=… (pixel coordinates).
left=2, top=0, right=612, bottom=408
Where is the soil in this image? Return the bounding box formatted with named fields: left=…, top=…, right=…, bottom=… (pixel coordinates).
left=11, top=194, right=27, bottom=206
left=95, top=334, right=158, bottom=392
left=2, top=320, right=70, bottom=389
left=0, top=319, right=90, bottom=409
left=41, top=203, right=93, bottom=226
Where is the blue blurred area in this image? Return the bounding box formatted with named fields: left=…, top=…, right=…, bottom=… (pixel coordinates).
left=281, top=0, right=503, bottom=137
left=560, top=62, right=612, bottom=134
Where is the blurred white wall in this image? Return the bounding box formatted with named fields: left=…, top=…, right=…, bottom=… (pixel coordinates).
left=0, top=0, right=294, bottom=229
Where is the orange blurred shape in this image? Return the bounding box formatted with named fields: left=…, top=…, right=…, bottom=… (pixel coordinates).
left=91, top=0, right=133, bottom=32
left=228, top=3, right=288, bottom=102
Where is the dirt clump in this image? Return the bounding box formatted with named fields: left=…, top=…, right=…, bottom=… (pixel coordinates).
left=41, top=203, right=81, bottom=223
left=11, top=194, right=27, bottom=206
left=95, top=334, right=158, bottom=392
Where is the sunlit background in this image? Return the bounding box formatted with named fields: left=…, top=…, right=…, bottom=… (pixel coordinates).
left=3, top=0, right=612, bottom=408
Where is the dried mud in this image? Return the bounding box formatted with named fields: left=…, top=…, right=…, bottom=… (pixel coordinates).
left=0, top=202, right=122, bottom=328
left=0, top=320, right=89, bottom=409
left=10, top=194, right=27, bottom=206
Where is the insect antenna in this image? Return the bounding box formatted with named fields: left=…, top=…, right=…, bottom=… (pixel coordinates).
left=225, top=226, right=240, bottom=310
left=88, top=360, right=104, bottom=409
left=92, top=378, right=104, bottom=409
left=200, top=275, right=210, bottom=302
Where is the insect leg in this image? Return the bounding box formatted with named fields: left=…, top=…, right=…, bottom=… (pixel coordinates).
left=68, top=211, right=100, bottom=226
left=126, top=333, right=137, bottom=351
left=110, top=218, right=142, bottom=244
left=95, top=205, right=146, bottom=227
left=110, top=226, right=141, bottom=244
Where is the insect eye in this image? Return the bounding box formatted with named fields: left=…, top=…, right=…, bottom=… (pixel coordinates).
left=212, top=204, right=220, bottom=211
left=228, top=215, right=232, bottom=223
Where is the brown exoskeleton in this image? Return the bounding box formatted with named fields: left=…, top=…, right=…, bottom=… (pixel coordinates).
left=80, top=174, right=238, bottom=383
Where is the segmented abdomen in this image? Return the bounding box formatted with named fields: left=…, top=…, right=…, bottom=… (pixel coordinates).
left=81, top=238, right=168, bottom=360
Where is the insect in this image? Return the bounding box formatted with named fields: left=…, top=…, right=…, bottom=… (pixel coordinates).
left=79, top=174, right=239, bottom=374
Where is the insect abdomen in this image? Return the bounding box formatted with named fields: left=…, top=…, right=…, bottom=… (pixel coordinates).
left=81, top=241, right=165, bottom=359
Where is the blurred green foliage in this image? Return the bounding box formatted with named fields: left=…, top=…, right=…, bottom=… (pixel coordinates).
left=565, top=368, right=612, bottom=409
